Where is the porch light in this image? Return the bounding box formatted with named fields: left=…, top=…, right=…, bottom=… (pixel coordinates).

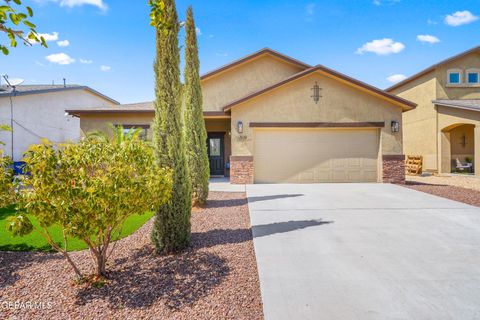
left=391, top=121, right=400, bottom=133
left=237, top=121, right=244, bottom=134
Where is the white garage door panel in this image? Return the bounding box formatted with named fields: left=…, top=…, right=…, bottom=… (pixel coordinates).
left=254, top=129, right=379, bottom=183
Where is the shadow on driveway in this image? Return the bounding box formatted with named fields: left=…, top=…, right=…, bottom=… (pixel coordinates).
left=253, top=219, right=333, bottom=237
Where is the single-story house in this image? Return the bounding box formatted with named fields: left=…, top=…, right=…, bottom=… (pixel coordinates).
left=0, top=84, right=119, bottom=162
left=387, top=46, right=480, bottom=176
left=67, top=48, right=416, bottom=184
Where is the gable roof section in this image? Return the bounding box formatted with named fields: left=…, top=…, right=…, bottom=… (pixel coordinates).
left=200, top=48, right=311, bottom=80
left=223, top=65, right=417, bottom=112
left=0, top=85, right=120, bottom=105
left=386, top=46, right=480, bottom=92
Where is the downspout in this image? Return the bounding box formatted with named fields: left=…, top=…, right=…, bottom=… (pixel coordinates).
left=9, top=93, right=14, bottom=161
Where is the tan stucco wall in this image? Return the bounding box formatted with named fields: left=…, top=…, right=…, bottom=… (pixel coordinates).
left=391, top=50, right=480, bottom=172
left=79, top=113, right=154, bottom=139
left=230, top=71, right=403, bottom=157
left=391, top=72, right=438, bottom=170
left=436, top=51, right=480, bottom=100
left=202, top=54, right=305, bottom=111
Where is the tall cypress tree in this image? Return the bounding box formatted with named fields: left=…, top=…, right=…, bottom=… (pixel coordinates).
left=183, top=6, right=209, bottom=205
left=150, top=0, right=192, bottom=254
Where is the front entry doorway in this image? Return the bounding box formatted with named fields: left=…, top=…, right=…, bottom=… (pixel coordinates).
left=207, top=133, right=225, bottom=176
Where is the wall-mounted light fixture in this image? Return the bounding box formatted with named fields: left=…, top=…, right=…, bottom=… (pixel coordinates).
left=391, top=120, right=400, bottom=133
left=237, top=121, right=244, bottom=134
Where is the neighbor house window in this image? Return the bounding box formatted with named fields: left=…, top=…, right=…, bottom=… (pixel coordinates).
left=466, top=68, right=480, bottom=84
left=119, top=125, right=149, bottom=140
left=447, top=69, right=462, bottom=85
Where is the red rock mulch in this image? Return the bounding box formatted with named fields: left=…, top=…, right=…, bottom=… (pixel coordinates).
left=0, top=192, right=263, bottom=320
left=405, top=181, right=480, bottom=207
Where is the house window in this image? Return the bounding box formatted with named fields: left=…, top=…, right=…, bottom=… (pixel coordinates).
left=447, top=70, right=462, bottom=84
left=119, top=125, right=149, bottom=140
left=466, top=69, right=480, bottom=84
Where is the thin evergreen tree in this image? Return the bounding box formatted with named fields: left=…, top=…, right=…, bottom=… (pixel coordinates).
left=150, top=0, right=192, bottom=254
left=183, top=6, right=209, bottom=205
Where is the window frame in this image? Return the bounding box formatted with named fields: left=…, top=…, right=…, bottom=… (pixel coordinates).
left=447, top=69, right=463, bottom=86
left=466, top=68, right=480, bottom=85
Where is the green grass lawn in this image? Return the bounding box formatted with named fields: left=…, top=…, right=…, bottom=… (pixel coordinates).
left=0, top=206, right=153, bottom=252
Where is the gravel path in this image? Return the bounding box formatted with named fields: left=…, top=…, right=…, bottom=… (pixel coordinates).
left=405, top=181, right=480, bottom=207
left=407, top=175, right=480, bottom=191
left=0, top=192, right=263, bottom=320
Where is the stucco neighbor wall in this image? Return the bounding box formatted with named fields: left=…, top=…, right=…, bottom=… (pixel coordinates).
left=230, top=72, right=404, bottom=158
left=390, top=72, right=438, bottom=171
left=0, top=90, right=116, bottom=161
left=435, top=51, right=480, bottom=100
left=202, top=54, right=305, bottom=111
left=79, top=113, right=155, bottom=139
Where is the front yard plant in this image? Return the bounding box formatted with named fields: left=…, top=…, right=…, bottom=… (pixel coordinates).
left=7, top=129, right=172, bottom=279
left=183, top=6, right=210, bottom=205
left=150, top=0, right=193, bottom=255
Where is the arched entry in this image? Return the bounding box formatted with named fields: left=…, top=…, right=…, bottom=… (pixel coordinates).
left=440, top=123, right=475, bottom=174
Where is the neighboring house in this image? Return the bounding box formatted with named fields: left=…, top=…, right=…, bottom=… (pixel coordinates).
left=67, top=48, right=415, bottom=184
left=0, top=85, right=119, bottom=162
left=387, top=46, right=480, bottom=176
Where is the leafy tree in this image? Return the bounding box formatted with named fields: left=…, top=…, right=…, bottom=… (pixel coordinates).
left=183, top=6, right=209, bottom=205
left=0, top=0, right=47, bottom=55
left=8, top=129, right=172, bottom=279
left=0, top=125, right=14, bottom=208
left=149, top=0, right=192, bottom=254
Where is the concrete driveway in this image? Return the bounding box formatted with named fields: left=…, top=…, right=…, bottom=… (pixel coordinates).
left=247, top=183, right=480, bottom=320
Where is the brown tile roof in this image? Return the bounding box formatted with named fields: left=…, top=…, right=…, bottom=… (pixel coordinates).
left=0, top=84, right=119, bottom=104
left=433, top=99, right=480, bottom=112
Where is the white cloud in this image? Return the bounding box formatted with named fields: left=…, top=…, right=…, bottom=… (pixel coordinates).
left=45, top=53, right=75, bottom=65
left=80, top=58, right=93, bottom=64
left=444, top=10, right=478, bottom=26
left=100, top=65, right=111, bottom=72
left=305, top=3, right=316, bottom=16
left=387, top=74, right=407, bottom=83
left=35, top=0, right=107, bottom=10
left=29, top=31, right=59, bottom=44
left=417, top=34, right=440, bottom=44
left=356, top=38, right=405, bottom=55
left=57, top=40, right=70, bottom=47
left=427, top=19, right=438, bottom=25
left=373, top=0, right=400, bottom=5
left=195, top=27, right=202, bottom=36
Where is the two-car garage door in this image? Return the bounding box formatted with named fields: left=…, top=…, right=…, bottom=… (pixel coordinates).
left=254, top=128, right=380, bottom=183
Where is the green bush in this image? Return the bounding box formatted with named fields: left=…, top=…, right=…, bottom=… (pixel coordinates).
left=9, top=130, right=172, bottom=279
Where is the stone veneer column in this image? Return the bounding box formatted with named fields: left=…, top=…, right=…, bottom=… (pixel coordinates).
left=382, top=155, right=406, bottom=184
left=230, top=156, right=254, bottom=184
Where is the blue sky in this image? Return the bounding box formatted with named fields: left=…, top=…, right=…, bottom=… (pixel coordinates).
left=1, top=0, right=479, bottom=103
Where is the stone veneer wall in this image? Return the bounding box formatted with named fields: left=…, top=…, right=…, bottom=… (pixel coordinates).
left=383, top=155, right=406, bottom=184
left=230, top=156, right=254, bottom=184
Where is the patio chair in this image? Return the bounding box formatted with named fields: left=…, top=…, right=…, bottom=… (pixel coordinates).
left=455, top=158, right=473, bottom=172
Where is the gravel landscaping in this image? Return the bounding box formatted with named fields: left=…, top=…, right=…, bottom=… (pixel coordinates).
left=405, top=180, right=480, bottom=207
left=0, top=192, right=263, bottom=319
left=407, top=174, right=480, bottom=191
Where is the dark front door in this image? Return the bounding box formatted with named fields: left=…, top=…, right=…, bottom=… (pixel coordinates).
left=207, top=133, right=225, bottom=176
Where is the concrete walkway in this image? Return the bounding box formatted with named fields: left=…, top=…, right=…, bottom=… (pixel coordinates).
left=209, top=177, right=245, bottom=192
left=247, top=183, right=480, bottom=320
